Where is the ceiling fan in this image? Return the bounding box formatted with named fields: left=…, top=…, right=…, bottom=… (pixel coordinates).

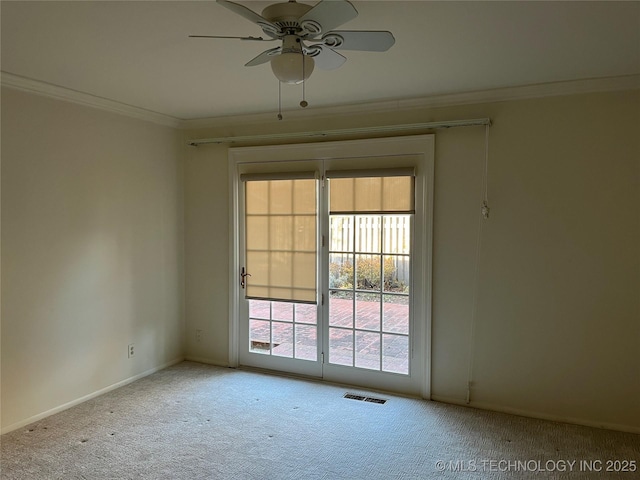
left=190, top=0, right=395, bottom=88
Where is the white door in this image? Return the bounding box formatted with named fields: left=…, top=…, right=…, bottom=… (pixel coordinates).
left=230, top=136, right=434, bottom=397
left=238, top=170, right=323, bottom=378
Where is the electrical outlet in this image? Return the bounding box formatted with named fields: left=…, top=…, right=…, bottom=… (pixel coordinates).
left=128, top=344, right=135, bottom=358
left=195, top=330, right=202, bottom=342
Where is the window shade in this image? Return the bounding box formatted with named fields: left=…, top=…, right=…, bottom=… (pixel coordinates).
left=244, top=177, right=317, bottom=304
left=327, top=168, right=415, bottom=214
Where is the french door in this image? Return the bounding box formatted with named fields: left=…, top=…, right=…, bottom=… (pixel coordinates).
left=230, top=136, right=433, bottom=397
left=238, top=168, right=323, bottom=378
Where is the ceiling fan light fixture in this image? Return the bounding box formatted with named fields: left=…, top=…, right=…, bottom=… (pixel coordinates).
left=270, top=52, right=315, bottom=84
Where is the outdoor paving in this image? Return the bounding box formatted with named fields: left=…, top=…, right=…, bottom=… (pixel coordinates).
left=248, top=297, right=409, bottom=374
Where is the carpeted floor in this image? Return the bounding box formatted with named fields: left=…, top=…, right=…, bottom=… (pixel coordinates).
left=1, top=361, right=638, bottom=479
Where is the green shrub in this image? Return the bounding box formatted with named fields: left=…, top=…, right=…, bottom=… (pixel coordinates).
left=330, top=256, right=406, bottom=292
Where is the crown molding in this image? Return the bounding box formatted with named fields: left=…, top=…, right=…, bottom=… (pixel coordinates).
left=181, top=74, right=640, bottom=130
left=2, top=71, right=637, bottom=131
left=1, top=71, right=182, bottom=129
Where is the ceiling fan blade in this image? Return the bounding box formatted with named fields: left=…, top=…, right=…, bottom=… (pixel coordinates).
left=216, top=0, right=280, bottom=36
left=299, top=0, right=358, bottom=37
left=189, top=35, right=273, bottom=41
left=245, top=46, right=282, bottom=67
left=305, top=45, right=346, bottom=70
left=321, top=31, right=395, bottom=52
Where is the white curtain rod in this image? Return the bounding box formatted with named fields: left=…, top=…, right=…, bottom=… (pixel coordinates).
left=186, top=118, right=491, bottom=146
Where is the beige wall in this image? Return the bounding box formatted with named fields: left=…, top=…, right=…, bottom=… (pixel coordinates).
left=183, top=90, right=640, bottom=431
left=1, top=86, right=637, bottom=433
left=184, top=144, right=230, bottom=363
left=1, top=88, right=185, bottom=431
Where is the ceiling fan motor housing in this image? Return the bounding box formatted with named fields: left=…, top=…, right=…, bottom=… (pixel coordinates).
left=261, top=1, right=313, bottom=34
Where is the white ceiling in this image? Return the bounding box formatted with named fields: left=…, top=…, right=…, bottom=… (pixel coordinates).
left=2, top=1, right=639, bottom=120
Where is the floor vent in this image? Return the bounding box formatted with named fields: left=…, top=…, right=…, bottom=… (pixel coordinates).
left=364, top=397, right=387, bottom=404
left=344, top=393, right=387, bottom=404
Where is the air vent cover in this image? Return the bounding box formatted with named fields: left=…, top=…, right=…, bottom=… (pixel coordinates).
left=343, top=393, right=387, bottom=404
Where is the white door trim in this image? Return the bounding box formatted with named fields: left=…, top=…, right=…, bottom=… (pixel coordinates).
left=228, top=135, right=434, bottom=398
left=228, top=158, right=241, bottom=368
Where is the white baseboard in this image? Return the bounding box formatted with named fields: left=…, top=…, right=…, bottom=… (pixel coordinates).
left=184, top=356, right=230, bottom=368
left=1, top=357, right=185, bottom=435
left=430, top=395, right=640, bottom=435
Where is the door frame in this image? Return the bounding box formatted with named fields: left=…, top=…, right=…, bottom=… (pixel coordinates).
left=228, top=135, right=434, bottom=399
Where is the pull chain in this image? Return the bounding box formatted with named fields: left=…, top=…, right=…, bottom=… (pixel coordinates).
left=277, top=80, right=283, bottom=120
left=300, top=50, right=308, bottom=108
left=481, top=124, right=490, bottom=219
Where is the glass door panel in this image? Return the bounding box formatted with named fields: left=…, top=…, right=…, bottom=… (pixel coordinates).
left=327, top=214, right=411, bottom=376
left=238, top=170, right=322, bottom=378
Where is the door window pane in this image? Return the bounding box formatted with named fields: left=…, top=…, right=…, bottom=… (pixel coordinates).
left=329, top=291, right=353, bottom=328
left=249, top=319, right=270, bottom=354
left=272, top=322, right=293, bottom=358
left=355, top=293, right=381, bottom=331
left=382, top=334, right=409, bottom=374
left=295, top=324, right=317, bottom=361
left=355, top=331, right=381, bottom=370
left=329, top=253, right=353, bottom=289
left=295, top=303, right=316, bottom=325
left=383, top=255, right=409, bottom=294
left=272, top=302, right=293, bottom=322
left=330, top=215, right=353, bottom=251
left=329, top=328, right=353, bottom=366
left=383, top=215, right=410, bottom=254
left=356, top=254, right=381, bottom=291
left=249, top=300, right=270, bottom=320
left=383, top=295, right=409, bottom=335
left=355, top=216, right=381, bottom=253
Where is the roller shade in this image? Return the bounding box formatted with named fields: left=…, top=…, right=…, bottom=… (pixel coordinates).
left=243, top=175, right=317, bottom=304
left=327, top=168, right=415, bottom=214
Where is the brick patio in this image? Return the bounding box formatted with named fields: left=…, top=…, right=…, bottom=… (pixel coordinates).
left=248, top=297, right=409, bottom=374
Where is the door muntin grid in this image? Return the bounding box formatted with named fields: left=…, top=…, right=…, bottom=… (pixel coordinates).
left=249, top=300, right=318, bottom=361
left=328, top=214, right=411, bottom=375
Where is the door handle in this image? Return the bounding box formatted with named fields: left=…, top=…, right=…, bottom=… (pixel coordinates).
left=240, top=267, right=251, bottom=289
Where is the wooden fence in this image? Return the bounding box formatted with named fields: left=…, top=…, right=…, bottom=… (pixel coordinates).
left=330, top=215, right=410, bottom=286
